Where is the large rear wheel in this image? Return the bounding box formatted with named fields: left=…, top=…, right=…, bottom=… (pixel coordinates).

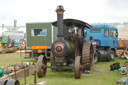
left=37, top=55, right=47, bottom=77
left=74, top=56, right=82, bottom=79
left=82, top=42, right=93, bottom=71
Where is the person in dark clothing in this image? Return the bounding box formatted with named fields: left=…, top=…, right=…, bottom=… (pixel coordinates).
left=74, top=27, right=81, bottom=56
left=11, top=40, right=15, bottom=47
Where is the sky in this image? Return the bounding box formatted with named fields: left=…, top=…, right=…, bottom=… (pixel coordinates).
left=0, top=0, right=128, bottom=26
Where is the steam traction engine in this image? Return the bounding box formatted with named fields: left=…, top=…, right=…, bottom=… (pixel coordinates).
left=37, top=5, right=93, bottom=79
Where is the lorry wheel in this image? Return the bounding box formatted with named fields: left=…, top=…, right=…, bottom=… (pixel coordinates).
left=74, top=56, right=82, bottom=79
left=94, top=52, right=98, bottom=64
left=37, top=55, right=47, bottom=78
left=108, top=50, right=115, bottom=61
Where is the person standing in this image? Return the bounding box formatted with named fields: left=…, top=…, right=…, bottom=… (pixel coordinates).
left=89, top=36, right=97, bottom=53
left=15, top=41, right=19, bottom=46
left=89, top=36, right=97, bottom=70
left=11, top=40, right=15, bottom=47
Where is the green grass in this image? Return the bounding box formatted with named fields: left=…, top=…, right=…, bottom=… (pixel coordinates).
left=0, top=54, right=128, bottom=85
left=0, top=54, right=36, bottom=67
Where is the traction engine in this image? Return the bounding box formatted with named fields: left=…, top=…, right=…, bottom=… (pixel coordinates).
left=37, top=5, right=93, bottom=79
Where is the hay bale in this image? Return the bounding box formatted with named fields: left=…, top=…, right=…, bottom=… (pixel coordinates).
left=1, top=67, right=13, bottom=74
left=6, top=47, right=17, bottom=53
left=117, top=50, right=124, bottom=58
left=0, top=48, right=6, bottom=54
left=0, top=47, right=17, bottom=54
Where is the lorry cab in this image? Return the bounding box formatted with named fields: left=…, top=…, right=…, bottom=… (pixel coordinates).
left=85, top=24, right=118, bottom=62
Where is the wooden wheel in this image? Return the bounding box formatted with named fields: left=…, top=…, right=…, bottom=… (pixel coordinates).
left=37, top=55, right=47, bottom=78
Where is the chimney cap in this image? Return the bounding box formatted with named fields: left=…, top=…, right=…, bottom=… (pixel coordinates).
left=56, top=5, right=64, bottom=11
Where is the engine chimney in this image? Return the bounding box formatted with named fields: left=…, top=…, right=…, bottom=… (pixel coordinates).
left=56, top=5, right=65, bottom=40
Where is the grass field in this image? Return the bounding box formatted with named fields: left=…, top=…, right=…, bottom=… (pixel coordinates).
left=0, top=53, right=127, bottom=85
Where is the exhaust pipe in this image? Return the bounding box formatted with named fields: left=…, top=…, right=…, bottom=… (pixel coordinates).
left=55, top=5, right=65, bottom=40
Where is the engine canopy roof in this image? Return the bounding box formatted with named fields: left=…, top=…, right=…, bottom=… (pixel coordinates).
left=52, top=18, right=92, bottom=29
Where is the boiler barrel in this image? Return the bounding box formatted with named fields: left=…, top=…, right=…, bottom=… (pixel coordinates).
left=51, top=40, right=75, bottom=57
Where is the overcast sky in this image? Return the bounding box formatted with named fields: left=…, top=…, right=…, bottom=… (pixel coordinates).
left=0, top=0, right=128, bottom=26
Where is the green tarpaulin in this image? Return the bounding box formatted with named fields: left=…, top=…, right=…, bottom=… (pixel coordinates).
left=0, top=69, right=5, bottom=78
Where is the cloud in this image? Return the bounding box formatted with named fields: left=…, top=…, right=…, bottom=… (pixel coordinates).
left=106, top=0, right=128, bottom=9
left=0, top=0, right=128, bottom=26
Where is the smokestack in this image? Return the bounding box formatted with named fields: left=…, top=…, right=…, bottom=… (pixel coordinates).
left=14, top=19, right=17, bottom=27
left=2, top=24, right=4, bottom=36
left=14, top=19, right=17, bottom=31
left=56, top=5, right=65, bottom=40
left=2, top=24, right=4, bottom=29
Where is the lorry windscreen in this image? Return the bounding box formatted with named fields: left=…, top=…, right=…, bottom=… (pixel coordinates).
left=90, top=29, right=101, bottom=33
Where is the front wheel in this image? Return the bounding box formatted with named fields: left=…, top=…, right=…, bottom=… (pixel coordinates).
left=94, top=52, right=98, bottom=64
left=74, top=56, right=82, bottom=79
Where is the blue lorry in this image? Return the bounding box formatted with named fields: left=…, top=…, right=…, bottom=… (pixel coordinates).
left=85, top=24, right=118, bottom=63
